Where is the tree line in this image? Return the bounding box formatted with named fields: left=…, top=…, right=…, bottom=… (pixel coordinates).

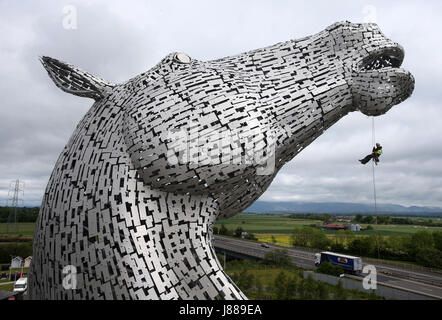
left=353, top=214, right=442, bottom=227
left=0, top=207, right=39, bottom=223
left=214, top=224, right=258, bottom=241
left=286, top=212, right=442, bottom=228
left=0, top=242, right=33, bottom=263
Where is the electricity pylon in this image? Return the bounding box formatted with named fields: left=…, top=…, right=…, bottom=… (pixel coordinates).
left=6, top=179, right=24, bottom=233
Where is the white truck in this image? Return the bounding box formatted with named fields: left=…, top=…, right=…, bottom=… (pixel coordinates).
left=315, top=251, right=363, bottom=275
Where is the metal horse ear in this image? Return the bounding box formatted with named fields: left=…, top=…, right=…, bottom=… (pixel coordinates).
left=40, top=56, right=114, bottom=100
left=29, top=22, right=414, bottom=300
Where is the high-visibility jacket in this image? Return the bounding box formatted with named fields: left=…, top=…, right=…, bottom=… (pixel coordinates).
left=373, top=147, right=382, bottom=156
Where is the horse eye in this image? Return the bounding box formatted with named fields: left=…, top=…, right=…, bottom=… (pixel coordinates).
left=174, top=52, right=191, bottom=64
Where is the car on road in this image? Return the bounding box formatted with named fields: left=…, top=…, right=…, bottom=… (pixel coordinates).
left=260, top=243, right=270, bottom=248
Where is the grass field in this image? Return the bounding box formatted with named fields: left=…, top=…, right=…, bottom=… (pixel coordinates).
left=215, top=214, right=323, bottom=234
left=0, top=282, right=14, bottom=291
left=1, top=216, right=440, bottom=239
left=227, top=264, right=298, bottom=287
left=215, top=213, right=442, bottom=237
left=0, top=223, right=35, bottom=237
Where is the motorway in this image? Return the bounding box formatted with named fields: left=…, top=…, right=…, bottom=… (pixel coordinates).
left=213, top=236, right=442, bottom=299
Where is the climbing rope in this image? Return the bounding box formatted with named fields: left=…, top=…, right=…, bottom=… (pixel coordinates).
left=371, top=117, right=378, bottom=217
left=371, top=117, right=380, bottom=258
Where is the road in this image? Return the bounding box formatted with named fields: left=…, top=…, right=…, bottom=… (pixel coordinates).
left=213, top=236, right=442, bottom=299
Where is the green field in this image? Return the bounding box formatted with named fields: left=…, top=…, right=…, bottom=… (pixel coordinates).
left=0, top=223, right=35, bottom=237
left=215, top=214, right=323, bottom=234
left=215, top=213, right=442, bottom=237
left=1, top=215, right=440, bottom=238
left=0, top=282, right=14, bottom=291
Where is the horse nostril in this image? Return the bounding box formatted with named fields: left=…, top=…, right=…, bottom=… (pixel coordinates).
left=174, top=52, right=191, bottom=64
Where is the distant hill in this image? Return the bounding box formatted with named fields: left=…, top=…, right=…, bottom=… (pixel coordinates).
left=244, top=201, right=442, bottom=216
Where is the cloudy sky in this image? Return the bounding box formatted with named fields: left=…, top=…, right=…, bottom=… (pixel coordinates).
left=1, top=0, right=441, bottom=208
